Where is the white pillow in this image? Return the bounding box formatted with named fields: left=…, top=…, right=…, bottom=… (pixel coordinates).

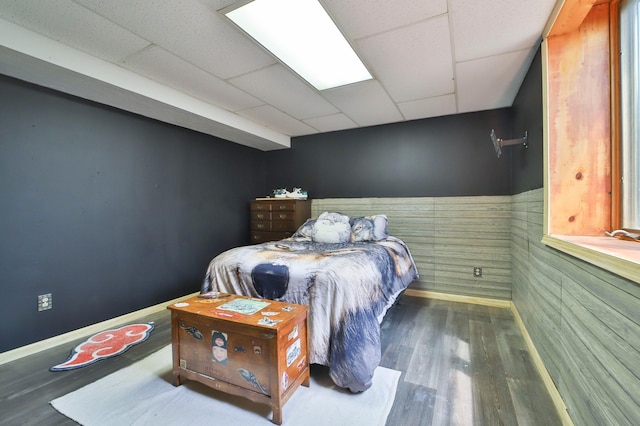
left=311, top=212, right=352, bottom=244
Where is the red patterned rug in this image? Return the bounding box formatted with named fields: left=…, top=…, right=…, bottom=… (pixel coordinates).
left=50, top=323, right=155, bottom=371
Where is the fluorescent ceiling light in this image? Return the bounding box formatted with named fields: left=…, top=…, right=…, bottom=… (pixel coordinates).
left=223, top=0, right=372, bottom=90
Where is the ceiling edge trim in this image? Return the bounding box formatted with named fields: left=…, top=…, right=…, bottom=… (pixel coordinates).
left=0, top=18, right=290, bottom=151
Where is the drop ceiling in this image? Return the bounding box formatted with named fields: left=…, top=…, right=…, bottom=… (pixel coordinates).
left=0, top=0, right=558, bottom=150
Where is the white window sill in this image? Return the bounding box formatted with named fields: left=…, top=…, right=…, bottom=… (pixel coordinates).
left=542, top=235, right=640, bottom=284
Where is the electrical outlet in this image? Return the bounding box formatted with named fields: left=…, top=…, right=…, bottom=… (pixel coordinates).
left=473, top=267, right=482, bottom=277
left=38, top=293, right=52, bottom=311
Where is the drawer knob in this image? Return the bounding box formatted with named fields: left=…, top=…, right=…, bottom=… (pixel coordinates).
left=279, top=213, right=287, bottom=219
left=257, top=213, right=264, bottom=219
left=257, top=224, right=264, bottom=229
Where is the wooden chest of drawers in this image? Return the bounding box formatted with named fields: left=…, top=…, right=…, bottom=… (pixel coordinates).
left=168, top=294, right=310, bottom=425
left=250, top=199, right=311, bottom=243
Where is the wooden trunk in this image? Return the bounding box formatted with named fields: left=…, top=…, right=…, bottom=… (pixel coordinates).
left=168, top=294, right=310, bottom=424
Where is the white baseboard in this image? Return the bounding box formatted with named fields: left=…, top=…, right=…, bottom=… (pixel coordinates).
left=0, top=292, right=198, bottom=366
left=403, top=289, right=512, bottom=308
left=510, top=302, right=574, bottom=426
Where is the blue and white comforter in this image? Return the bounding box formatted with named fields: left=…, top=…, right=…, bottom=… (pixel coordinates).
left=201, top=236, right=418, bottom=392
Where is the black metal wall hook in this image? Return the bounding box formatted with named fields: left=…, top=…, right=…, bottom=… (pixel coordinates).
left=491, top=129, right=528, bottom=158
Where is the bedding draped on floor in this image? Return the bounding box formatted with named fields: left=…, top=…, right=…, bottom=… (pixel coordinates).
left=202, top=236, right=418, bottom=392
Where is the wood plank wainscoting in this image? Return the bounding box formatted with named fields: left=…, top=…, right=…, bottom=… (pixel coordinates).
left=512, top=189, right=640, bottom=426
left=312, top=196, right=569, bottom=423
left=313, top=197, right=513, bottom=300
left=314, top=194, right=640, bottom=425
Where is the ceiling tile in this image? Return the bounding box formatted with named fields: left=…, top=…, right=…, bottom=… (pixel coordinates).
left=74, top=0, right=276, bottom=79
left=357, top=15, right=454, bottom=103
left=121, top=45, right=262, bottom=112
left=229, top=65, right=339, bottom=120
left=303, top=114, right=358, bottom=133
left=398, top=94, right=457, bottom=121
left=324, top=0, right=447, bottom=40
left=199, top=0, right=239, bottom=10
left=0, top=0, right=149, bottom=62
left=237, top=105, right=319, bottom=136
left=450, top=0, right=556, bottom=61
left=0, top=0, right=559, bottom=150
left=322, top=80, right=403, bottom=127
left=456, top=48, right=534, bottom=113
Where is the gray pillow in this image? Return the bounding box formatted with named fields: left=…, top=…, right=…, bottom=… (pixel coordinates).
left=292, top=218, right=316, bottom=239
left=351, top=215, right=388, bottom=242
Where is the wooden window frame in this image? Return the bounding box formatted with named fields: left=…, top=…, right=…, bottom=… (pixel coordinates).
left=617, top=0, right=640, bottom=233
left=611, top=0, right=623, bottom=232
left=542, top=0, right=640, bottom=284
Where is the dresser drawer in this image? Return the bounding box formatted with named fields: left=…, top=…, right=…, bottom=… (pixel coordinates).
left=251, top=220, right=271, bottom=231
left=271, top=201, right=296, bottom=212
left=250, top=201, right=272, bottom=212
left=251, top=211, right=272, bottom=221
left=272, top=211, right=295, bottom=221
left=250, top=200, right=299, bottom=212
left=252, top=220, right=295, bottom=232
left=249, top=199, right=311, bottom=245
left=271, top=221, right=296, bottom=232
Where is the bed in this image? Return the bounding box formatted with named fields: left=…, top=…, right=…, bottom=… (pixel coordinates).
left=201, top=212, right=418, bottom=392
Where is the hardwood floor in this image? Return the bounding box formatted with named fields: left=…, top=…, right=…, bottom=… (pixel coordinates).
left=0, top=295, right=562, bottom=425
left=382, top=296, right=562, bottom=426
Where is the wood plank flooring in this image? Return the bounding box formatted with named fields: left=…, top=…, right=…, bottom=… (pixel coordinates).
left=382, top=296, right=562, bottom=425
left=0, top=295, right=562, bottom=425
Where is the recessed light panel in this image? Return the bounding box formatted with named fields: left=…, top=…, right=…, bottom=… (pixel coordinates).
left=224, top=0, right=372, bottom=90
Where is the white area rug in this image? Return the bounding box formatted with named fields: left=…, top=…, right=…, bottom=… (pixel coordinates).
left=51, top=345, right=400, bottom=425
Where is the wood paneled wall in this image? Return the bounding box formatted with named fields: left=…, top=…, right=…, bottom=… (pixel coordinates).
left=512, top=188, right=640, bottom=426
left=313, top=193, right=639, bottom=424
left=545, top=2, right=613, bottom=236
left=312, top=196, right=513, bottom=300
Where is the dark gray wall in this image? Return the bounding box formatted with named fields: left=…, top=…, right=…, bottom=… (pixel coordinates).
left=1, top=46, right=545, bottom=353
left=265, top=48, right=545, bottom=199
left=0, top=75, right=265, bottom=352
left=265, top=109, right=514, bottom=198
left=511, top=48, right=544, bottom=192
